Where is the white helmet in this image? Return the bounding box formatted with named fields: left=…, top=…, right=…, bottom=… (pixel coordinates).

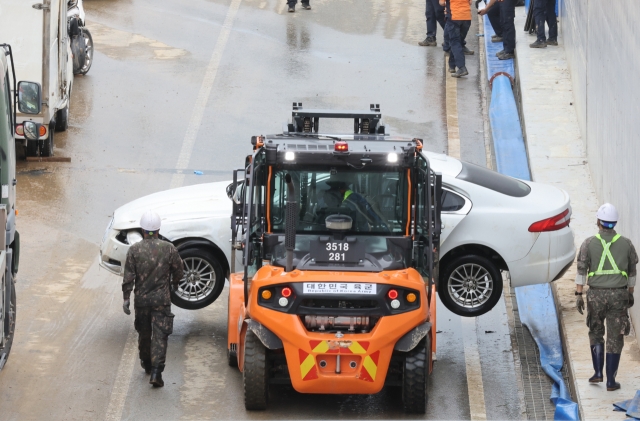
left=140, top=210, right=161, bottom=232
left=596, top=203, right=618, bottom=224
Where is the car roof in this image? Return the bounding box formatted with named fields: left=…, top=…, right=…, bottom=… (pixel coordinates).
left=422, top=151, right=463, bottom=177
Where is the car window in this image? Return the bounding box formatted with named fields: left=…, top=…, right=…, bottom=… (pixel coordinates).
left=441, top=190, right=466, bottom=212
left=456, top=162, right=530, bottom=197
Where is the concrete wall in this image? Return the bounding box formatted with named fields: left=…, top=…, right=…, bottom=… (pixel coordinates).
left=559, top=0, right=640, bottom=329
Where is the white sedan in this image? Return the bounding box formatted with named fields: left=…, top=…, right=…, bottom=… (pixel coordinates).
left=99, top=151, right=575, bottom=316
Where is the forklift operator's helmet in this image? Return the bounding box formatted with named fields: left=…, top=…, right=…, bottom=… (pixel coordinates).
left=326, top=173, right=353, bottom=190
left=140, top=210, right=161, bottom=232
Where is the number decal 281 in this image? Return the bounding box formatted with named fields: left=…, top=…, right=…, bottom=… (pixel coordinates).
left=329, top=252, right=346, bottom=261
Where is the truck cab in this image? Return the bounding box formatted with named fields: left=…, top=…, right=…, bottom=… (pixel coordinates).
left=227, top=104, right=442, bottom=413
left=0, top=44, right=38, bottom=370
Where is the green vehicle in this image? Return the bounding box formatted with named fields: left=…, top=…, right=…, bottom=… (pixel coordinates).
left=0, top=44, right=40, bottom=369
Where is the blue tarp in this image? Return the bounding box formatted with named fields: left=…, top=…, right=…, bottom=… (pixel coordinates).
left=481, top=10, right=579, bottom=420
left=614, top=390, right=640, bottom=419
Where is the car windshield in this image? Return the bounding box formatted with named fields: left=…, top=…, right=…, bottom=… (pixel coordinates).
left=456, top=162, right=531, bottom=197
left=270, top=168, right=408, bottom=235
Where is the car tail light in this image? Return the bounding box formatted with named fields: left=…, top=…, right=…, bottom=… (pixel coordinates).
left=334, top=141, right=348, bottom=152
left=528, top=209, right=571, bottom=232
left=281, top=287, right=292, bottom=298
left=39, top=125, right=47, bottom=137
left=15, top=125, right=23, bottom=136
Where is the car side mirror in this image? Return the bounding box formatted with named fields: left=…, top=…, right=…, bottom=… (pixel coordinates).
left=23, top=121, right=41, bottom=141
left=17, top=81, right=42, bottom=115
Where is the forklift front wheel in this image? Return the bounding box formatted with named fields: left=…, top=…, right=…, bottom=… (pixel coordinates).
left=402, top=335, right=429, bottom=413
left=243, top=329, right=269, bottom=410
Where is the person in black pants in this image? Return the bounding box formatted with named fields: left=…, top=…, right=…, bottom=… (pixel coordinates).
left=288, top=0, right=310, bottom=12
left=479, top=0, right=515, bottom=59
left=530, top=0, right=557, bottom=47
left=419, top=0, right=446, bottom=46
left=479, top=0, right=503, bottom=43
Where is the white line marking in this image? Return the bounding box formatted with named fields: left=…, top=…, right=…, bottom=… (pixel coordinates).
left=104, top=326, right=138, bottom=421
left=461, top=317, right=488, bottom=421
left=445, top=69, right=461, bottom=159
left=105, top=2, right=242, bottom=419
left=444, top=53, right=487, bottom=420
left=169, top=0, right=243, bottom=190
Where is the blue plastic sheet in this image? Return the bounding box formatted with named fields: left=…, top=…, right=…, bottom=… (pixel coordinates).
left=515, top=285, right=580, bottom=420
left=483, top=12, right=579, bottom=418
left=613, top=391, right=640, bottom=419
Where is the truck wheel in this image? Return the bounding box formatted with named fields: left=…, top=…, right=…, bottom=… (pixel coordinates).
left=0, top=280, right=16, bottom=371
left=55, top=106, right=69, bottom=132
left=243, top=329, right=269, bottom=410
left=402, top=335, right=429, bottom=413
left=78, top=28, right=93, bottom=75
left=170, top=248, right=225, bottom=310
left=438, top=254, right=502, bottom=317
left=26, top=140, right=38, bottom=157
left=41, top=125, right=54, bottom=157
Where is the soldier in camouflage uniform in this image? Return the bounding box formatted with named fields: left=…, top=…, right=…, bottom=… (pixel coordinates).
left=575, top=203, right=636, bottom=391
left=122, top=210, right=184, bottom=388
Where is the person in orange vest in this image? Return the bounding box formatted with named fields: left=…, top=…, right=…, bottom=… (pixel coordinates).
left=440, top=0, right=472, bottom=77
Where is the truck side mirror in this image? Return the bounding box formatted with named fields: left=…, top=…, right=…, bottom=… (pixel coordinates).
left=23, top=121, right=41, bottom=141
left=17, top=81, right=42, bottom=115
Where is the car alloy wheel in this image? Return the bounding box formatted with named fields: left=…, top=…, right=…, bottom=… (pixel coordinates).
left=448, top=263, right=493, bottom=308
left=171, top=248, right=225, bottom=310
left=438, top=254, right=503, bottom=317
left=177, top=257, right=216, bottom=302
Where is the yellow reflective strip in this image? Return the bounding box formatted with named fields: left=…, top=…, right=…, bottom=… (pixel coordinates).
left=363, top=355, right=377, bottom=381
left=312, top=341, right=330, bottom=353
left=300, top=354, right=316, bottom=379
left=349, top=341, right=367, bottom=354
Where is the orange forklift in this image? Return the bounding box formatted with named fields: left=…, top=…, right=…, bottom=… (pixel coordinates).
left=226, top=104, right=442, bottom=413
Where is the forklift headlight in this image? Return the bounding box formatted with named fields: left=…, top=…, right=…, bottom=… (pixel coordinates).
left=387, top=153, right=398, bottom=163
left=285, top=151, right=295, bottom=161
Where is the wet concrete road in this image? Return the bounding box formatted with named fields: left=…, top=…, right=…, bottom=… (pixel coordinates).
left=0, top=0, right=522, bottom=419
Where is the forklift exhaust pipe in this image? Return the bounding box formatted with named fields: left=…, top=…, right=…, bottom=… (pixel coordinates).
left=285, top=174, right=297, bottom=272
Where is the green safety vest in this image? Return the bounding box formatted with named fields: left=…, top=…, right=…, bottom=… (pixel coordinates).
left=343, top=190, right=353, bottom=201
left=588, top=234, right=628, bottom=279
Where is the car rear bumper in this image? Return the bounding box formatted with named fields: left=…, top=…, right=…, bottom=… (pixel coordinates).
left=508, top=226, right=576, bottom=287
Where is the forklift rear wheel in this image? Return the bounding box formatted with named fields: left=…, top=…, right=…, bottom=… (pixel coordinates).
left=243, top=329, right=269, bottom=410
left=55, top=106, right=69, bottom=132
left=402, top=335, right=429, bottom=413
left=228, top=347, right=238, bottom=367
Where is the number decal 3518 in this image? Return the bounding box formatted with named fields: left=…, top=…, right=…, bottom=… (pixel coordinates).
left=325, top=242, right=349, bottom=251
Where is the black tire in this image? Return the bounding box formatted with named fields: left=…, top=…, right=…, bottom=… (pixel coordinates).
left=402, top=335, right=429, bottom=413
left=55, top=106, right=69, bottom=132
left=41, top=125, right=54, bottom=157
left=438, top=254, right=503, bottom=317
left=170, top=248, right=225, bottom=310
left=243, top=329, right=269, bottom=410
left=77, top=28, right=93, bottom=75
left=26, top=140, right=38, bottom=157
left=0, top=280, right=16, bottom=371
left=228, top=347, right=238, bottom=367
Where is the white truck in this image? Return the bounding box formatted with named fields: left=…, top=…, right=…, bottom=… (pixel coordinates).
left=0, top=0, right=74, bottom=157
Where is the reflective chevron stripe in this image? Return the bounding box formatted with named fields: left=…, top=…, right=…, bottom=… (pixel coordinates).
left=359, top=351, right=380, bottom=382
left=309, top=340, right=370, bottom=354
left=298, top=349, right=318, bottom=381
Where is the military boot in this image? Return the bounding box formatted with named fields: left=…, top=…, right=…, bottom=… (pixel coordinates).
left=588, top=344, right=604, bottom=383
left=606, top=353, right=621, bottom=391
left=141, top=359, right=152, bottom=375
left=150, top=367, right=164, bottom=388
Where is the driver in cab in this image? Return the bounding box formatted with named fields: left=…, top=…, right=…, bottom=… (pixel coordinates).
left=322, top=174, right=389, bottom=232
